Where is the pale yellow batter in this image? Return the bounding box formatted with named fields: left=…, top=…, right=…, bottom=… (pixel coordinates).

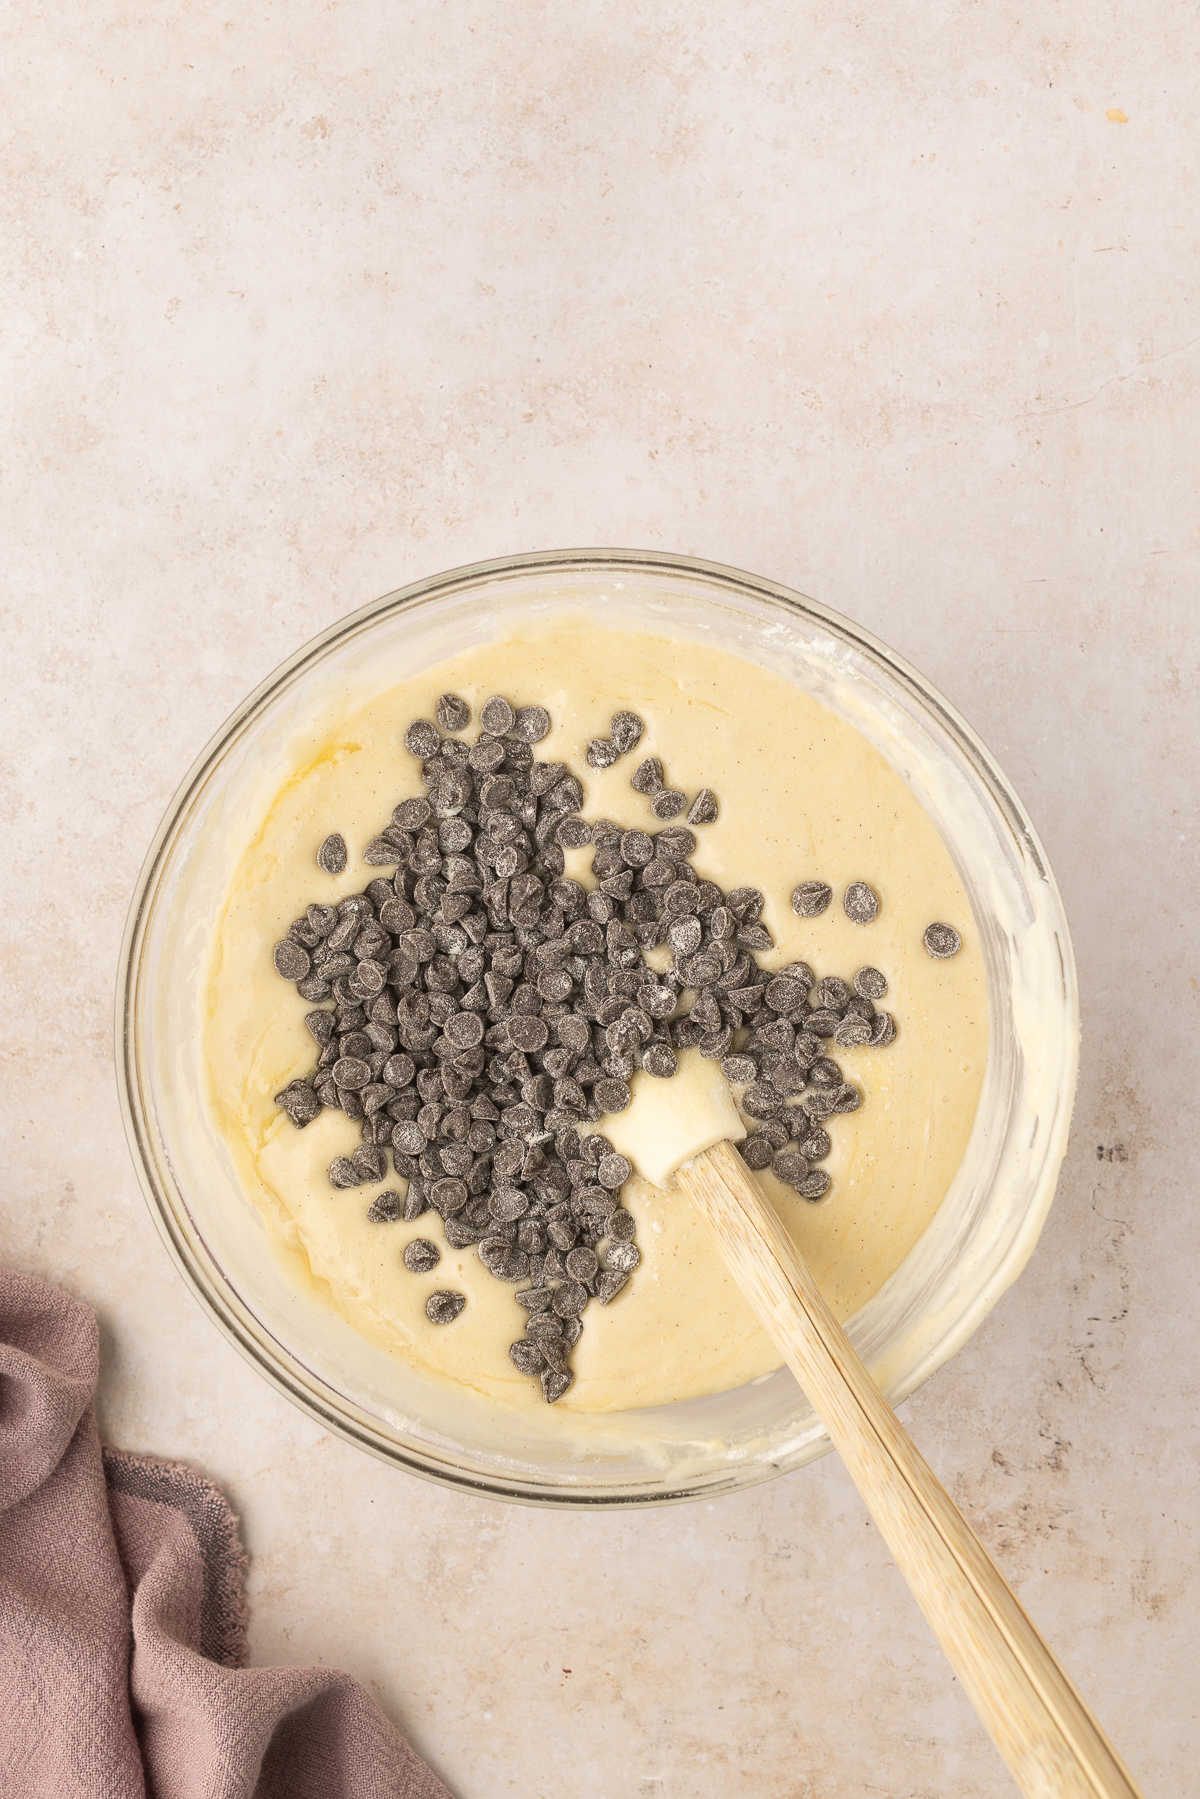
left=205, top=619, right=987, bottom=1413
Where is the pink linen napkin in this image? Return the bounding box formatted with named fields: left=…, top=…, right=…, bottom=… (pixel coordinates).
left=0, top=1265, right=453, bottom=1799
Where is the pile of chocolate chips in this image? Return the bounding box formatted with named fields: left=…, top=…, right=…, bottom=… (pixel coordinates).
left=272, top=695, right=896, bottom=1402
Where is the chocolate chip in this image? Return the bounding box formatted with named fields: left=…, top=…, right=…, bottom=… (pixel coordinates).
left=597, top=1151, right=632, bottom=1189
left=640, top=1042, right=677, bottom=1078
left=362, top=837, right=401, bottom=866
left=316, top=833, right=348, bottom=876
left=541, top=1367, right=573, bottom=1402
left=797, top=1126, right=831, bottom=1161
left=273, top=938, right=310, bottom=980
left=849, top=965, right=885, bottom=1001
left=605, top=1241, right=640, bottom=1274
left=553, top=1280, right=589, bottom=1317
left=275, top=1080, right=321, bottom=1128
left=650, top=788, right=686, bottom=820
left=739, top=1132, right=774, bottom=1171
left=790, top=880, right=831, bottom=918
left=595, top=1270, right=629, bottom=1304
left=631, top=756, right=664, bottom=795
left=586, top=737, right=619, bottom=769
left=609, top=711, right=644, bottom=754
left=796, top=1169, right=831, bottom=1201
left=870, top=1011, right=897, bottom=1048
left=773, top=1149, right=811, bottom=1188
left=403, top=1180, right=429, bottom=1221
left=765, top=975, right=807, bottom=1015
left=923, top=921, right=962, bottom=958
left=509, top=1339, right=545, bottom=1375
left=425, top=1289, right=466, bottom=1324
left=403, top=1237, right=441, bottom=1273
left=833, top=1017, right=872, bottom=1049
left=844, top=881, right=880, bottom=924
left=392, top=1121, right=427, bottom=1157
left=513, top=704, right=551, bottom=742
left=405, top=720, right=440, bottom=757
left=333, top=1056, right=371, bottom=1090
left=329, top=1157, right=360, bottom=1188
left=367, top=1190, right=403, bottom=1222
left=687, top=788, right=719, bottom=826
left=720, top=1054, right=757, bottom=1086
left=480, top=695, right=515, bottom=735
left=436, top=693, right=471, bottom=732
left=593, top=1077, right=631, bottom=1113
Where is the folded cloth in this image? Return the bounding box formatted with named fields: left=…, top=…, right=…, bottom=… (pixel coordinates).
left=0, top=1266, right=453, bottom=1799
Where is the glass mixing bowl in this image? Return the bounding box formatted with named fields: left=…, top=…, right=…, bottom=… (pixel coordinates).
left=117, top=550, right=1077, bottom=1507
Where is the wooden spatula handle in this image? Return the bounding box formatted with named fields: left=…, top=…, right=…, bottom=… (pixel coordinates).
left=684, top=1140, right=1141, bottom=1799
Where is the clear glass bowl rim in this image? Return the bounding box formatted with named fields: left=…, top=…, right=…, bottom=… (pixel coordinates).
left=116, top=547, right=1079, bottom=1508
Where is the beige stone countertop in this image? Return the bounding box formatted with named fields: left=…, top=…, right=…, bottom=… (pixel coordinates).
left=4, top=3, right=1196, bottom=1794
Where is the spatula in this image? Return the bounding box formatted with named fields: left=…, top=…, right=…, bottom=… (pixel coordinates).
left=612, top=1061, right=1141, bottom=1799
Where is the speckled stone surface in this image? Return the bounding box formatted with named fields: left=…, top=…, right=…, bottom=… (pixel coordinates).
left=3, top=4, right=1197, bottom=1794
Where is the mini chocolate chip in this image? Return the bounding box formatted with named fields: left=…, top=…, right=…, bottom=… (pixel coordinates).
left=843, top=881, right=880, bottom=924
left=790, top=880, right=831, bottom=918
left=773, top=1149, right=811, bottom=1189
left=444, top=1010, right=485, bottom=1050
left=667, top=915, right=702, bottom=956
left=631, top=756, right=664, bottom=795
left=586, top=737, right=619, bottom=769
left=403, top=1180, right=429, bottom=1220
left=510, top=1339, right=545, bottom=1375
left=605, top=1241, right=640, bottom=1274
left=853, top=966, right=888, bottom=1001
left=870, top=1011, right=897, bottom=1048
left=480, top=695, right=515, bottom=735
left=333, top=1056, right=371, bottom=1090
left=597, top=1151, right=632, bottom=1189
left=555, top=814, right=593, bottom=850
left=275, top=1080, right=321, bottom=1128
left=513, top=704, right=551, bottom=742
left=742, top=1082, right=783, bottom=1119
left=766, top=975, right=807, bottom=1015
left=383, top=1053, right=416, bottom=1088
left=316, top=833, right=348, bottom=876
left=273, top=939, right=310, bottom=980
left=687, top=788, right=719, bottom=826
left=403, top=1237, right=441, bottom=1273
left=650, top=788, right=686, bottom=820
left=405, top=719, right=440, bottom=757
left=436, top=692, right=471, bottom=732
left=833, top=1017, right=873, bottom=1049
left=425, top=1289, right=466, bottom=1324
left=592, top=1077, right=631, bottom=1113
left=431, top=1176, right=469, bottom=1214
left=923, top=921, right=962, bottom=958
left=553, top=1280, right=589, bottom=1317
left=363, top=837, right=401, bottom=865
left=609, top=710, right=644, bottom=755
left=738, top=1132, right=774, bottom=1171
